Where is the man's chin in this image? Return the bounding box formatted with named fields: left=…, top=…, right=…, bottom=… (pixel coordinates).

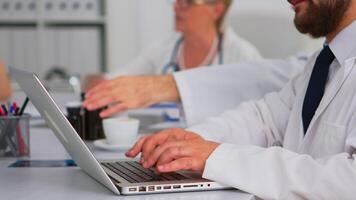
left=294, top=9, right=310, bottom=26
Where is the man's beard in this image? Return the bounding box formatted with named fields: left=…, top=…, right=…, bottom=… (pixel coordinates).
left=294, top=0, right=351, bottom=38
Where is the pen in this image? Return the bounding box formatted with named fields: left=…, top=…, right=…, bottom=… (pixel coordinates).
left=1, top=105, right=8, bottom=116
left=18, top=97, right=29, bottom=116
left=13, top=102, right=18, bottom=116
left=0, top=107, right=4, bottom=116
left=7, top=101, right=11, bottom=112
left=9, top=106, right=14, bottom=115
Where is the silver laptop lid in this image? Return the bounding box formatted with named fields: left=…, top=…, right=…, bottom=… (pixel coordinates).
left=10, top=68, right=119, bottom=194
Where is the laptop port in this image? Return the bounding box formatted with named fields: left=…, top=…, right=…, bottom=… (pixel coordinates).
left=173, top=185, right=181, bottom=189
left=163, top=186, right=171, bottom=190
left=183, top=184, right=198, bottom=188
left=129, top=188, right=137, bottom=192
left=139, top=186, right=146, bottom=192
left=156, top=186, right=162, bottom=190
left=148, top=186, right=155, bottom=191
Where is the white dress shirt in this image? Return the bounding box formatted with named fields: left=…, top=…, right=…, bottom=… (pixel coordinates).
left=188, top=21, right=356, bottom=199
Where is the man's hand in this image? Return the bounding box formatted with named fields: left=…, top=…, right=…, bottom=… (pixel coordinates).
left=126, top=128, right=220, bottom=173
left=126, top=128, right=203, bottom=162
left=153, top=140, right=219, bottom=173
left=83, top=75, right=179, bottom=118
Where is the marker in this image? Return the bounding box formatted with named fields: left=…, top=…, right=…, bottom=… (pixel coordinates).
left=9, top=105, right=14, bottom=115
left=18, top=97, right=29, bottom=116
left=15, top=107, right=20, bottom=116
left=7, top=101, right=11, bottom=112
left=13, top=102, right=18, bottom=116
left=0, top=107, right=4, bottom=116
left=1, top=104, right=8, bottom=116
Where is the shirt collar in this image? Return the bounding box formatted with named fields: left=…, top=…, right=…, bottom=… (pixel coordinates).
left=328, top=20, right=356, bottom=66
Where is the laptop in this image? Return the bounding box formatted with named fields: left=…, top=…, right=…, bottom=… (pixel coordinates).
left=10, top=68, right=230, bottom=195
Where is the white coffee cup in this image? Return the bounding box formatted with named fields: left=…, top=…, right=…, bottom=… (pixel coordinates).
left=103, top=117, right=140, bottom=145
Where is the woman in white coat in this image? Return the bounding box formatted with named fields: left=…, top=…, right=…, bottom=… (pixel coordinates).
left=126, top=0, right=356, bottom=199
left=83, top=0, right=262, bottom=114
left=107, top=0, right=261, bottom=78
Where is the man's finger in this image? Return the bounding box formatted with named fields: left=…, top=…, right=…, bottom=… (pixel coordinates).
left=156, top=146, right=193, bottom=167
left=125, top=136, right=149, bottom=158
left=141, top=132, right=172, bottom=162
left=157, top=157, right=195, bottom=173
left=144, top=141, right=185, bottom=168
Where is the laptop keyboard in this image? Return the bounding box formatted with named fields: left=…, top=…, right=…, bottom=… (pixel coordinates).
left=102, top=161, right=189, bottom=183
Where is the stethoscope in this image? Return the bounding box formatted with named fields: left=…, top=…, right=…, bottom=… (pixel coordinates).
left=162, top=32, right=224, bottom=74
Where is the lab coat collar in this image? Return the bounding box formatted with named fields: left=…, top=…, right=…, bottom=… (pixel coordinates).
left=328, top=20, right=356, bottom=68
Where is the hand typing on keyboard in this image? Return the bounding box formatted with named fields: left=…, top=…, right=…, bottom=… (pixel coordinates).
left=125, top=128, right=220, bottom=174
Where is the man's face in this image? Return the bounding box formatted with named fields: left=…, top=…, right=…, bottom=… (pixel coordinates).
left=288, top=0, right=351, bottom=38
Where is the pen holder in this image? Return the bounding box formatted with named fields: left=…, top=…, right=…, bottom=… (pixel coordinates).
left=0, top=114, right=30, bottom=157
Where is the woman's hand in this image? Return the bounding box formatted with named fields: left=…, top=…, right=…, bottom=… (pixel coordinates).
left=83, top=75, right=179, bottom=118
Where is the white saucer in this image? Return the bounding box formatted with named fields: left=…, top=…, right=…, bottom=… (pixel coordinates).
left=93, top=139, right=132, bottom=151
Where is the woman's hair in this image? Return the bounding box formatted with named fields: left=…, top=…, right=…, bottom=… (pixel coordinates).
left=216, top=0, right=232, bottom=30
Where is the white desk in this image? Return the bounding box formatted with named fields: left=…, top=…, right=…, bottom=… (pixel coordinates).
left=1, top=91, right=255, bottom=199
left=0, top=123, right=255, bottom=200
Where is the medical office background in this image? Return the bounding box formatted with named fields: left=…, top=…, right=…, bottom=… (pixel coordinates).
left=0, top=0, right=323, bottom=81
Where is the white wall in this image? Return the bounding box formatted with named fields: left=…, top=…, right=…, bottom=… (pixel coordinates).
left=106, top=0, right=173, bottom=72
left=106, top=0, right=139, bottom=72
left=228, top=0, right=323, bottom=58
left=106, top=0, right=324, bottom=73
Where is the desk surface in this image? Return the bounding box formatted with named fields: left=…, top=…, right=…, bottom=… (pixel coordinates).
left=1, top=92, right=254, bottom=199
left=0, top=123, right=255, bottom=200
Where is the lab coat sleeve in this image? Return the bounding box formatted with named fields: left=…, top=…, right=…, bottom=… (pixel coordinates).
left=203, top=144, right=356, bottom=199
left=173, top=56, right=307, bottom=127
left=186, top=73, right=298, bottom=146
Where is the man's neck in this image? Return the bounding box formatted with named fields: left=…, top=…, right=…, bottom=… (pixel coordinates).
left=326, top=3, right=356, bottom=43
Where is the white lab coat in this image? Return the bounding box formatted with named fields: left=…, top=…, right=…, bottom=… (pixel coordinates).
left=107, top=27, right=262, bottom=78
left=187, top=22, right=356, bottom=199
left=173, top=56, right=308, bottom=126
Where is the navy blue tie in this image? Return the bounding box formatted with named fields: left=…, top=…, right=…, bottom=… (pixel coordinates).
left=302, top=45, right=335, bottom=134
